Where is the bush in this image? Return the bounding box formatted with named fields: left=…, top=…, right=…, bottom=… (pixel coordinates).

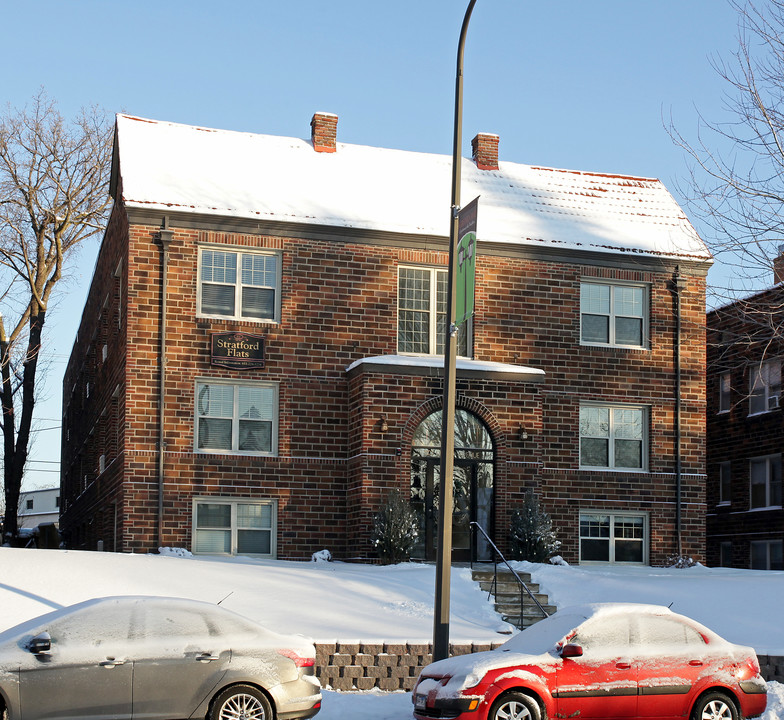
left=371, top=490, right=419, bottom=564
left=509, top=491, right=561, bottom=562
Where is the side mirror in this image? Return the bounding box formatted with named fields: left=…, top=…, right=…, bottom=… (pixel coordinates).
left=28, top=632, right=51, bottom=655
left=561, top=643, right=583, bottom=658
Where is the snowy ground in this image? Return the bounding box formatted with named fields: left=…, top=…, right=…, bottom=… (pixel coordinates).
left=0, top=547, right=782, bottom=719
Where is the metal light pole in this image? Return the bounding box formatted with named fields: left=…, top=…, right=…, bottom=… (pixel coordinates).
left=433, top=0, right=478, bottom=663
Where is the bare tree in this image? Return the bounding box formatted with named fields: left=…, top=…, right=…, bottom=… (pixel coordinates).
left=0, top=91, right=112, bottom=541
left=670, top=0, right=784, bottom=304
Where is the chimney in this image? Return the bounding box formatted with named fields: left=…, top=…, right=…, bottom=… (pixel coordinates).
left=775, top=244, right=784, bottom=284
left=471, top=133, right=499, bottom=170
left=311, top=112, right=338, bottom=153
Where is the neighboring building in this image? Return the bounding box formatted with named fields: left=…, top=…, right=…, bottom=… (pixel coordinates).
left=60, top=113, right=711, bottom=563
left=706, top=263, right=784, bottom=570
left=18, top=487, right=60, bottom=530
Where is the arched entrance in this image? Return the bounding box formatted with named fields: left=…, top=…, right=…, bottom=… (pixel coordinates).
left=410, top=408, right=494, bottom=562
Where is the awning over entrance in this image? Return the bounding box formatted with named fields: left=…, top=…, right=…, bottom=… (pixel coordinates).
left=345, top=355, right=545, bottom=382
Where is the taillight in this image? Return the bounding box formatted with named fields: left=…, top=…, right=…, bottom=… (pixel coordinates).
left=278, top=649, right=315, bottom=668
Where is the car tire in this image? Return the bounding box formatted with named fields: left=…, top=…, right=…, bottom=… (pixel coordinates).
left=488, top=691, right=541, bottom=720
left=209, top=684, right=273, bottom=720
left=690, top=691, right=739, bottom=720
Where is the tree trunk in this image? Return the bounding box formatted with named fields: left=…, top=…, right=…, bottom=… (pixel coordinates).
left=1, top=309, right=45, bottom=541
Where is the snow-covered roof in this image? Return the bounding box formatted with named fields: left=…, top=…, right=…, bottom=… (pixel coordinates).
left=112, top=114, right=710, bottom=261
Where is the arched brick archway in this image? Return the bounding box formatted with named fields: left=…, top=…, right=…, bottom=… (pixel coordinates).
left=402, top=395, right=507, bottom=562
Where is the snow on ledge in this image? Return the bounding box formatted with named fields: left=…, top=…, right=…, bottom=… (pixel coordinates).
left=346, top=355, right=545, bottom=381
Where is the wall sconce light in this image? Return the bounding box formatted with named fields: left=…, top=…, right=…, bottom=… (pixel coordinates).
left=518, top=425, right=528, bottom=441
left=380, top=415, right=389, bottom=433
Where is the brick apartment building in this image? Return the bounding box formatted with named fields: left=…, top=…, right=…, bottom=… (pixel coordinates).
left=706, top=262, right=784, bottom=570
left=60, top=113, right=711, bottom=564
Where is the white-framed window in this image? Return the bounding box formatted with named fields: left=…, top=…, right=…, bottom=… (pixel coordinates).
left=751, top=540, right=783, bottom=571
left=749, top=454, right=782, bottom=509
left=580, top=281, right=648, bottom=348
left=579, top=512, right=647, bottom=564
left=197, top=247, right=281, bottom=322
left=192, top=498, right=277, bottom=557
left=749, top=360, right=780, bottom=415
left=719, top=372, right=731, bottom=413
left=718, top=461, right=731, bottom=505
left=579, top=403, right=647, bottom=471
left=195, top=380, right=278, bottom=455
left=397, top=266, right=471, bottom=357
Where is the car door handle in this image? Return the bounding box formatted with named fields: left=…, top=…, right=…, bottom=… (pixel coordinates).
left=689, top=660, right=704, bottom=667
left=616, top=661, right=632, bottom=669
left=196, top=653, right=219, bottom=662
left=100, top=658, right=126, bottom=668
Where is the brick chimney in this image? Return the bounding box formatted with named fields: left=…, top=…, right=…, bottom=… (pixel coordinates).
left=775, top=244, right=784, bottom=284
left=471, top=133, right=499, bottom=170
left=311, top=112, right=338, bottom=153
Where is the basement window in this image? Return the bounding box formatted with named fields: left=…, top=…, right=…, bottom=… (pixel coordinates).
left=192, top=498, right=277, bottom=557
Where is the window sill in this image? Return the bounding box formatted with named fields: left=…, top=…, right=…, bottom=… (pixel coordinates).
left=747, top=505, right=783, bottom=512
left=194, top=449, right=278, bottom=458
left=579, top=342, right=649, bottom=352
left=578, top=466, right=648, bottom=473
left=197, top=315, right=279, bottom=325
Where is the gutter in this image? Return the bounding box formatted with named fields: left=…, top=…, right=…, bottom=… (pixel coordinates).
left=157, top=217, right=174, bottom=550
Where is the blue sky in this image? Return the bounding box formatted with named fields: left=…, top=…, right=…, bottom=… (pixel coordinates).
left=2, top=0, right=748, bottom=489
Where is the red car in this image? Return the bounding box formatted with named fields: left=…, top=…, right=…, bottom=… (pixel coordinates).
left=412, top=603, right=767, bottom=720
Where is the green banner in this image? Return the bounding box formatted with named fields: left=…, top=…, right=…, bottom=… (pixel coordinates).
left=455, top=197, right=479, bottom=326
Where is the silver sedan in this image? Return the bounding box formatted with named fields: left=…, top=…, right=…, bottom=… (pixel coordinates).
left=0, top=595, right=322, bottom=720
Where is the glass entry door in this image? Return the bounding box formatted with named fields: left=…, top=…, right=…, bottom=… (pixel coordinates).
left=410, top=409, right=494, bottom=562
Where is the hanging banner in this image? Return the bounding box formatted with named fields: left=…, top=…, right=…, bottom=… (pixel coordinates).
left=455, top=196, right=479, bottom=327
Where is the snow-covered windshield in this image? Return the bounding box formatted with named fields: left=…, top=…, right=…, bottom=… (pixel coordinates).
left=500, top=611, right=589, bottom=656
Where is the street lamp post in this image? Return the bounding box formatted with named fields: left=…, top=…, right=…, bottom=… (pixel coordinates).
left=433, top=0, right=478, bottom=663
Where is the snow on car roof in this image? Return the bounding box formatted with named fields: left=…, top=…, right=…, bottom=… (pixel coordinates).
left=112, top=114, right=710, bottom=262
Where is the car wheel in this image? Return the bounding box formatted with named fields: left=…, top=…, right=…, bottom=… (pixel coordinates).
left=691, top=692, right=738, bottom=720
left=488, top=692, right=541, bottom=720
left=209, top=684, right=273, bottom=720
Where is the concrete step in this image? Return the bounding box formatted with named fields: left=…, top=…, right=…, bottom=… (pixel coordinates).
left=472, top=565, right=556, bottom=631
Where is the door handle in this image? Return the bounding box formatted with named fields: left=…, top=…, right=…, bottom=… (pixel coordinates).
left=100, top=658, right=126, bottom=668
left=688, top=660, right=704, bottom=667
left=616, top=662, right=631, bottom=669
left=196, top=653, right=219, bottom=662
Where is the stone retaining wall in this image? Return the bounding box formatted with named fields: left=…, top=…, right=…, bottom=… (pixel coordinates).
left=315, top=642, right=503, bottom=691
left=758, top=655, right=784, bottom=683
left=316, top=644, right=784, bottom=691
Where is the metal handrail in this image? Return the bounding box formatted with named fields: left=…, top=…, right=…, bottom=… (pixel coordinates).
left=470, top=521, right=550, bottom=622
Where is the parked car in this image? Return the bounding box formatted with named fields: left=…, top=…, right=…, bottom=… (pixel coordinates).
left=0, top=595, right=322, bottom=720
left=412, top=603, right=766, bottom=720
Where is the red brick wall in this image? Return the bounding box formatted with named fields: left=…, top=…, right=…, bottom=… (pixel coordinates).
left=62, top=206, right=707, bottom=563
left=706, top=288, right=784, bottom=568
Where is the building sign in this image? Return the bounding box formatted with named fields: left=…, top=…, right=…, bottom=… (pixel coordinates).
left=210, top=332, right=265, bottom=369
left=456, top=196, right=479, bottom=327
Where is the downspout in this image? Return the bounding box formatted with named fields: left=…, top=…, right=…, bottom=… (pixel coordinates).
left=673, top=267, right=687, bottom=558
left=158, top=218, right=174, bottom=551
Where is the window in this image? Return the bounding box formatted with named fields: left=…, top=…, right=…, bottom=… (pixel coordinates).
left=719, top=462, right=731, bottom=505
left=192, top=498, right=276, bottom=557
left=579, top=513, right=647, bottom=563
left=580, top=281, right=647, bottom=348
left=749, top=360, right=780, bottom=415
left=195, top=381, right=277, bottom=455
left=579, top=404, right=647, bottom=471
left=750, top=455, right=782, bottom=509
left=198, top=247, right=280, bottom=322
left=397, top=266, right=470, bottom=357
left=751, top=540, right=783, bottom=571
left=718, top=372, right=731, bottom=413
left=26, top=498, right=33, bottom=510
left=720, top=541, right=732, bottom=568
